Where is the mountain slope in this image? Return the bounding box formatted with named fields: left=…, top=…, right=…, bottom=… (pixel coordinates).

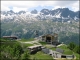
left=1, top=8, right=79, bottom=45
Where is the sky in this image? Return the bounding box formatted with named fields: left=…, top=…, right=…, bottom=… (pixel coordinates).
left=1, top=0, right=79, bottom=12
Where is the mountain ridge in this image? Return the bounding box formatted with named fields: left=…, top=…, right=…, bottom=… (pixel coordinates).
left=1, top=8, right=79, bottom=23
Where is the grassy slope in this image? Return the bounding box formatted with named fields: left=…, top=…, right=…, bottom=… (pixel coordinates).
left=39, top=41, right=48, bottom=45
left=30, top=51, right=53, bottom=60
left=17, top=39, right=53, bottom=59
left=0, top=39, right=51, bottom=60
left=57, top=45, right=73, bottom=55
left=38, top=41, right=80, bottom=59
left=18, top=38, right=34, bottom=42
left=0, top=38, right=18, bottom=47
left=50, top=45, right=80, bottom=59
left=1, top=38, right=79, bottom=59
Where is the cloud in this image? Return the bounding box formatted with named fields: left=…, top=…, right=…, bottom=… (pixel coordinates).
left=1, top=5, right=10, bottom=11
left=71, top=1, right=79, bottom=12
left=1, top=1, right=37, bottom=12
left=13, top=7, right=28, bottom=12
left=52, top=6, right=66, bottom=10
left=1, top=1, right=79, bottom=12
left=51, top=1, right=79, bottom=12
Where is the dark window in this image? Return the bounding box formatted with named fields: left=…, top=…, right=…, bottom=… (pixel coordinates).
left=61, top=55, right=66, bottom=58
left=46, top=37, right=51, bottom=40
left=46, top=37, right=51, bottom=42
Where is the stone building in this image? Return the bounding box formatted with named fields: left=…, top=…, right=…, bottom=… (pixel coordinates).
left=3, top=36, right=18, bottom=40
left=42, top=33, right=60, bottom=45
left=27, top=45, right=42, bottom=54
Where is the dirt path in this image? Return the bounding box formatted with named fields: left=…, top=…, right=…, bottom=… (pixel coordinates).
left=18, top=39, right=41, bottom=45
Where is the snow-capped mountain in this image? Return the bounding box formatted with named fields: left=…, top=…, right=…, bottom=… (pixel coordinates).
left=1, top=8, right=79, bottom=44
left=1, top=8, right=80, bottom=23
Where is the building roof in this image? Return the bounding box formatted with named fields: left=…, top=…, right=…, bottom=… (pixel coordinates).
left=3, top=36, right=18, bottom=38
left=56, top=48, right=64, bottom=53
left=42, top=33, right=58, bottom=37
left=42, top=34, right=54, bottom=37
left=28, top=45, right=42, bottom=49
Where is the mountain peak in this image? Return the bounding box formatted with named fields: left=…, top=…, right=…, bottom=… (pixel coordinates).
left=17, top=11, right=26, bottom=14
left=31, top=9, right=38, bottom=14
left=40, top=9, right=50, bottom=15
left=1, top=8, right=79, bottom=22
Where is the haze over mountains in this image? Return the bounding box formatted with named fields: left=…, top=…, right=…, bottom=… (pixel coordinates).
left=1, top=8, right=79, bottom=45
